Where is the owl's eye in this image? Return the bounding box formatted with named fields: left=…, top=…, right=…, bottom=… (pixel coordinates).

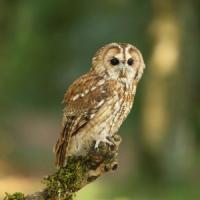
left=127, top=58, right=134, bottom=66
left=110, top=58, right=119, bottom=66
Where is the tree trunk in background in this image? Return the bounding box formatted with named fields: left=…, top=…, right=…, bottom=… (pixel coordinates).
left=143, top=0, right=180, bottom=150
left=141, top=0, right=200, bottom=181
left=140, top=0, right=181, bottom=179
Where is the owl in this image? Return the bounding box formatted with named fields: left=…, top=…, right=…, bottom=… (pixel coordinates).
left=54, top=42, right=145, bottom=167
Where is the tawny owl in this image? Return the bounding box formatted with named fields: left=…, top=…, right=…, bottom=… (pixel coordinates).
left=54, top=42, right=145, bottom=167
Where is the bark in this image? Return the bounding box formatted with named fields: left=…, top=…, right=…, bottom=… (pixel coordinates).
left=4, top=135, right=121, bottom=200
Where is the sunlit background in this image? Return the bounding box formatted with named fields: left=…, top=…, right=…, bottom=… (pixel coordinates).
left=0, top=0, right=200, bottom=199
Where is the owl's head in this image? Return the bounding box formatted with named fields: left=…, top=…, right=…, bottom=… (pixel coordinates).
left=91, top=43, right=145, bottom=84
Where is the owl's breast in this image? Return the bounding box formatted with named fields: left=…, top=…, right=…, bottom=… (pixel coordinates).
left=67, top=80, right=136, bottom=156
left=109, top=82, right=137, bottom=134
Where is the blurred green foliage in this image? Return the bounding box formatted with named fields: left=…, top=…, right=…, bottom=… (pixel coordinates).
left=0, top=0, right=200, bottom=199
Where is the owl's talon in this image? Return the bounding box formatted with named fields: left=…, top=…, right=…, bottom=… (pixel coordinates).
left=106, top=136, right=116, bottom=145
left=94, top=137, right=114, bottom=149
left=105, top=138, right=114, bottom=146
left=94, top=140, right=100, bottom=149
left=113, top=135, right=121, bottom=142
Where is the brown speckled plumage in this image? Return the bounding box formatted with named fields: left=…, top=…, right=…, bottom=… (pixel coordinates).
left=54, top=43, right=145, bottom=167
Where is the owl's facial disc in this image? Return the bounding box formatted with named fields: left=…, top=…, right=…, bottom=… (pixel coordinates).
left=92, top=42, right=145, bottom=83
left=106, top=47, right=136, bottom=80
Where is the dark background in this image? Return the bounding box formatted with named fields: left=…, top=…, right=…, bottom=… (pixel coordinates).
left=0, top=0, right=200, bottom=199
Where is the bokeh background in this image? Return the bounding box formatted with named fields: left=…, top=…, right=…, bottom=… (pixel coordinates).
left=0, top=0, right=200, bottom=199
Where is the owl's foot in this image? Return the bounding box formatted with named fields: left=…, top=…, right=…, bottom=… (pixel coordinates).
left=94, top=136, right=114, bottom=149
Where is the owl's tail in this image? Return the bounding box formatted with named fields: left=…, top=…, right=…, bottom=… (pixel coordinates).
left=54, top=121, right=72, bottom=167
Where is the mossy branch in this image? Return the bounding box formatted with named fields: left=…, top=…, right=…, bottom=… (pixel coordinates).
left=4, top=135, right=121, bottom=200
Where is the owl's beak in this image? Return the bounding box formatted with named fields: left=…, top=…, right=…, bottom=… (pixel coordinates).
left=122, top=67, right=126, bottom=76
left=120, top=65, right=127, bottom=77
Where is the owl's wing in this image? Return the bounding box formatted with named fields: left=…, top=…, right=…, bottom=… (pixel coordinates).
left=54, top=115, right=76, bottom=167
left=54, top=74, right=119, bottom=167
left=54, top=111, right=95, bottom=167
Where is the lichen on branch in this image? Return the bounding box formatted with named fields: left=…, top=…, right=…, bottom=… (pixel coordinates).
left=4, top=135, right=121, bottom=200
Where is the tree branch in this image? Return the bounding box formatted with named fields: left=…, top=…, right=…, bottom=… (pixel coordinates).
left=4, top=135, right=121, bottom=200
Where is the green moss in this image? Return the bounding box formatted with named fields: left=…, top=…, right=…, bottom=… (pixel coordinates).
left=4, top=192, right=25, bottom=200
left=43, top=157, right=87, bottom=199
left=43, top=140, right=119, bottom=199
